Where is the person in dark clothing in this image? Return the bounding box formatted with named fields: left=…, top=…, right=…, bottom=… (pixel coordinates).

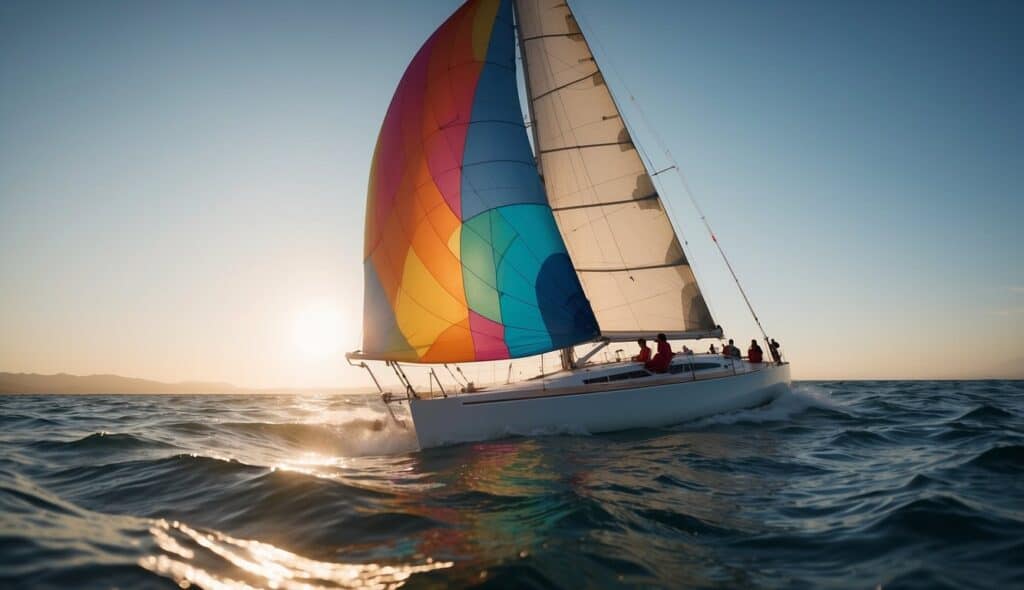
left=722, top=339, right=741, bottom=359
left=748, top=339, right=764, bottom=363
left=768, top=338, right=782, bottom=363
left=708, top=343, right=717, bottom=355
left=645, top=333, right=673, bottom=373
left=632, top=338, right=651, bottom=363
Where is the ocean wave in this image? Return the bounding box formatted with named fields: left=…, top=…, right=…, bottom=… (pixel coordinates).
left=30, top=432, right=178, bottom=452
left=0, top=414, right=61, bottom=428
left=140, top=519, right=453, bottom=589
left=1, top=469, right=451, bottom=589
left=953, top=405, right=1016, bottom=422
left=827, top=429, right=896, bottom=448
left=219, top=416, right=417, bottom=457
left=4, top=384, right=1024, bottom=589
left=636, top=507, right=729, bottom=537
left=864, top=495, right=1015, bottom=542
left=961, top=445, right=1024, bottom=472
left=35, top=452, right=443, bottom=547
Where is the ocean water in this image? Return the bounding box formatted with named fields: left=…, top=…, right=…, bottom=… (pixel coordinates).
left=1, top=382, right=1022, bottom=589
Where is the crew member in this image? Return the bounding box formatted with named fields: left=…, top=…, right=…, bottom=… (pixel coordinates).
left=645, top=333, right=673, bottom=373
left=768, top=338, right=782, bottom=363
left=748, top=339, right=764, bottom=363
left=632, top=338, right=651, bottom=363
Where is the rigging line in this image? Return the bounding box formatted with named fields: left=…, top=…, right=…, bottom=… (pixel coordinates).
left=444, top=363, right=467, bottom=387
left=635, top=116, right=767, bottom=340
left=570, top=2, right=733, bottom=333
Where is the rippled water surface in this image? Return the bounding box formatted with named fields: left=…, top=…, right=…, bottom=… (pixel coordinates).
left=2, top=381, right=1023, bottom=589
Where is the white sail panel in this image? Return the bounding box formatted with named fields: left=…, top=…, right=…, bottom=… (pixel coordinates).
left=514, top=0, right=717, bottom=337
left=577, top=266, right=716, bottom=336
left=552, top=200, right=682, bottom=271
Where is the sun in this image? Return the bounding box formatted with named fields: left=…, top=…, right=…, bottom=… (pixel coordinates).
left=292, top=303, right=346, bottom=360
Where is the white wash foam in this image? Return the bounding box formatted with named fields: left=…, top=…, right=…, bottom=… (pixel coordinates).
left=686, top=383, right=848, bottom=427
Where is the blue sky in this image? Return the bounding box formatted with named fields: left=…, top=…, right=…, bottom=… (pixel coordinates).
left=1, top=0, right=1021, bottom=387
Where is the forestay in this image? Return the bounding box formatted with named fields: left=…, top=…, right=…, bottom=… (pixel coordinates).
left=514, top=0, right=719, bottom=340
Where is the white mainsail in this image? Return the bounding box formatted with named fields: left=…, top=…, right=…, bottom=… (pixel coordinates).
left=514, top=0, right=718, bottom=341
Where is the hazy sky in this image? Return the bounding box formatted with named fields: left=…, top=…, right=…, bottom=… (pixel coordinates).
left=1, top=0, right=1022, bottom=388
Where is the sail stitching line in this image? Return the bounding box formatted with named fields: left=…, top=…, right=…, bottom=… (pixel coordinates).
left=532, top=71, right=600, bottom=100
left=550, top=192, right=657, bottom=211
left=537, top=140, right=632, bottom=154
left=575, top=260, right=687, bottom=272
left=520, top=32, right=581, bottom=42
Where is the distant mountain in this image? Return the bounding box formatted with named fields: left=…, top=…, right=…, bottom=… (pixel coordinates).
left=0, top=372, right=241, bottom=394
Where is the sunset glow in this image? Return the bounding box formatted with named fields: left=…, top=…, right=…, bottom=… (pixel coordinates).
left=291, top=303, right=346, bottom=361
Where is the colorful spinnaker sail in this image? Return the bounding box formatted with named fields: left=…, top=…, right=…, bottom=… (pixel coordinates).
left=361, top=0, right=599, bottom=362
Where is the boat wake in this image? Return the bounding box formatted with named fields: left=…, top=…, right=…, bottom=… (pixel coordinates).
left=328, top=413, right=419, bottom=456
left=687, top=383, right=849, bottom=427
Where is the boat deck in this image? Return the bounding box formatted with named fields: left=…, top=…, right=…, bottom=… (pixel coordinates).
left=418, top=354, right=784, bottom=403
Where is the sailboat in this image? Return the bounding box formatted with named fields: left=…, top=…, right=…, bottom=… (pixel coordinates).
left=347, top=0, right=790, bottom=448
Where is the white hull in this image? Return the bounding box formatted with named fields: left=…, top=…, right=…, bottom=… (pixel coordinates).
left=408, top=361, right=791, bottom=449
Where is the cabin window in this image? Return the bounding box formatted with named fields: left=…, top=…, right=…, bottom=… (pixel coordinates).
left=669, top=362, right=722, bottom=374
left=584, top=370, right=651, bottom=384
left=610, top=370, right=651, bottom=381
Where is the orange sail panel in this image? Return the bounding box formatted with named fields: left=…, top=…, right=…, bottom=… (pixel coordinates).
left=361, top=0, right=598, bottom=362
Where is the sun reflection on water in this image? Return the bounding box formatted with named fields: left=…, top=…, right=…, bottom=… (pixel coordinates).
left=140, top=519, right=452, bottom=589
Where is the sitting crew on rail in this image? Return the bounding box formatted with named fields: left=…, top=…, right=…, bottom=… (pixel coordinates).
left=632, top=338, right=651, bottom=363
left=645, top=333, right=673, bottom=373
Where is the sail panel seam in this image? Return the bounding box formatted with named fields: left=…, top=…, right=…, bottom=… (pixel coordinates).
left=551, top=192, right=658, bottom=211
left=538, top=140, right=632, bottom=154
left=531, top=71, right=599, bottom=101
left=520, top=32, right=580, bottom=42
left=576, top=260, right=688, bottom=273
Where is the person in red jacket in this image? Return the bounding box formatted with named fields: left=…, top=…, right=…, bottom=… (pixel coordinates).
left=632, top=338, right=651, bottom=363
left=645, top=333, right=673, bottom=373
left=748, top=339, right=764, bottom=363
